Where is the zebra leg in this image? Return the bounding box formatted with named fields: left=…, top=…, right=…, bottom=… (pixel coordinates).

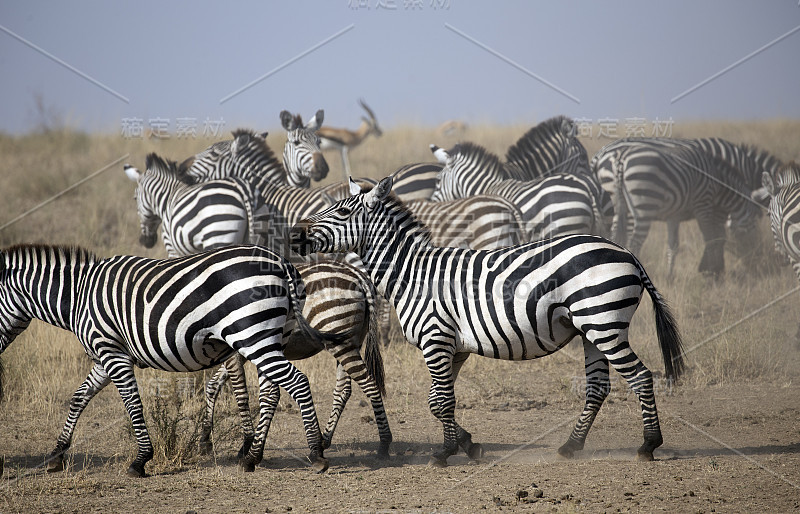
left=243, top=360, right=327, bottom=473
left=665, top=220, right=680, bottom=281
left=200, top=363, right=228, bottom=455
left=227, top=354, right=256, bottom=459
left=328, top=347, right=393, bottom=458
left=696, top=216, right=727, bottom=277
left=47, top=363, right=111, bottom=472
left=238, top=380, right=280, bottom=472
left=101, top=355, right=154, bottom=477
left=558, top=339, right=610, bottom=459
left=423, top=345, right=460, bottom=468
left=322, top=363, right=351, bottom=450
left=451, top=353, right=482, bottom=461
left=593, top=332, right=663, bottom=461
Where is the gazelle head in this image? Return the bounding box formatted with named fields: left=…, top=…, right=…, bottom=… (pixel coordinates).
left=358, top=99, right=382, bottom=138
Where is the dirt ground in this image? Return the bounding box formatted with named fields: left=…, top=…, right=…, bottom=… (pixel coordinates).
left=1, top=349, right=798, bottom=514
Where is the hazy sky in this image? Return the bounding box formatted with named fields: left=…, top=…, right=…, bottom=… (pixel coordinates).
left=1, top=1, right=798, bottom=135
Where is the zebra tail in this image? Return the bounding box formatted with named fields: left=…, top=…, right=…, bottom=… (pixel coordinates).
left=283, top=261, right=361, bottom=350
left=233, top=178, right=260, bottom=246
left=355, top=265, right=386, bottom=397
left=635, top=258, right=686, bottom=382
left=612, top=155, right=628, bottom=245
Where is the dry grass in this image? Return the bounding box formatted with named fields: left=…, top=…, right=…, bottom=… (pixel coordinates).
left=1, top=120, right=799, bottom=474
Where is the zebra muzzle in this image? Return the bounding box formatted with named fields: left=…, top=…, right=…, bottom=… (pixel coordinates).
left=311, top=153, right=329, bottom=180
left=289, top=226, right=312, bottom=256
left=139, top=233, right=157, bottom=248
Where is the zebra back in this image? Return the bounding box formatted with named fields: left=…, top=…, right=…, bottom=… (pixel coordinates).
left=504, top=115, right=591, bottom=180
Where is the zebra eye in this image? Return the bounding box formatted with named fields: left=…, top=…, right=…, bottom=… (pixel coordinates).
left=336, top=207, right=350, bottom=215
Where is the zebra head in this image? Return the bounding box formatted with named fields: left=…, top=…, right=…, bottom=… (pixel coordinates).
left=290, top=176, right=394, bottom=257
left=127, top=153, right=191, bottom=248
left=429, top=142, right=501, bottom=202
left=280, top=109, right=329, bottom=187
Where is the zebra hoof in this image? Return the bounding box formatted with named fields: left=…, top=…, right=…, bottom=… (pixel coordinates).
left=46, top=454, right=65, bottom=473
left=126, top=463, right=147, bottom=478
left=198, top=440, right=213, bottom=456
left=309, top=456, right=329, bottom=474
left=636, top=450, right=655, bottom=462
left=465, top=442, right=484, bottom=461
left=321, top=434, right=333, bottom=450
left=427, top=456, right=448, bottom=468
left=376, top=441, right=391, bottom=460
left=238, top=457, right=256, bottom=473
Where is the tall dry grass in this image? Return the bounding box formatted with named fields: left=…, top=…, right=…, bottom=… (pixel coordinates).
left=0, top=120, right=799, bottom=473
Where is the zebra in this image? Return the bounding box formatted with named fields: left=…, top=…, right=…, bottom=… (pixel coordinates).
left=603, top=143, right=763, bottom=277
left=429, top=142, right=607, bottom=241
left=0, top=244, right=352, bottom=476
left=126, top=153, right=392, bottom=459
left=125, top=153, right=277, bottom=256
left=290, top=176, right=686, bottom=466
left=180, top=110, right=328, bottom=189
left=201, top=258, right=392, bottom=459
left=593, top=137, right=783, bottom=210
left=763, top=161, right=800, bottom=342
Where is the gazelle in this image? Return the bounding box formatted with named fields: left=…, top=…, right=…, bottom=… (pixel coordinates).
left=317, top=98, right=382, bottom=177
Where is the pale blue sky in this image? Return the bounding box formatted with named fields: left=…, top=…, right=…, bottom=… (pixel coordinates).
left=1, top=1, right=798, bottom=134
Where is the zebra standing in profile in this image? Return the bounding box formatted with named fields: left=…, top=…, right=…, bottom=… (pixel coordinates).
left=597, top=143, right=762, bottom=277
left=0, top=244, right=348, bottom=476
left=181, top=110, right=328, bottom=189
left=430, top=142, right=607, bottom=240
left=763, top=161, right=800, bottom=343
left=291, top=177, right=685, bottom=466
left=124, top=153, right=274, bottom=256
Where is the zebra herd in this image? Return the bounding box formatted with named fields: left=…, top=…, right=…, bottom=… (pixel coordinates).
left=0, top=110, right=795, bottom=478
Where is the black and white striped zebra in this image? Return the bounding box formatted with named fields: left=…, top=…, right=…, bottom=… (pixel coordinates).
left=201, top=258, right=392, bottom=459
left=430, top=142, right=607, bottom=240
left=0, top=244, right=349, bottom=476
left=125, top=153, right=275, bottom=256
left=181, top=110, right=328, bottom=189
left=599, top=143, right=762, bottom=277
left=290, top=177, right=685, bottom=466
left=127, top=155, right=392, bottom=460
left=763, top=161, right=800, bottom=342
left=593, top=137, right=783, bottom=209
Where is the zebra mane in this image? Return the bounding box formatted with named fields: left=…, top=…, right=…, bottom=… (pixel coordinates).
left=1, top=244, right=97, bottom=272
left=504, top=115, right=585, bottom=178
left=448, top=142, right=503, bottom=175
left=145, top=152, right=194, bottom=185
left=358, top=183, right=433, bottom=246
left=775, top=161, right=800, bottom=188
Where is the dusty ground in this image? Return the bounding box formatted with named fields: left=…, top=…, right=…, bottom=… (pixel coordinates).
left=1, top=346, right=798, bottom=514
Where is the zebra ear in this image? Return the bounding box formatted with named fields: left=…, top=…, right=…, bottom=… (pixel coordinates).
left=348, top=177, right=362, bottom=196
left=178, top=156, right=194, bottom=175
left=260, top=131, right=269, bottom=139
left=305, top=109, right=324, bottom=131
left=430, top=144, right=449, bottom=164
left=762, top=171, right=775, bottom=197
left=280, top=110, right=296, bottom=131
left=364, top=176, right=393, bottom=209
left=123, top=164, right=142, bottom=182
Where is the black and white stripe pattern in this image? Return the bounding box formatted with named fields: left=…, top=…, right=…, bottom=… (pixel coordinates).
left=182, top=114, right=328, bottom=190
left=201, top=258, right=392, bottom=459
left=596, top=142, right=762, bottom=277
left=430, top=142, right=606, bottom=240
left=291, top=177, right=685, bottom=466
left=126, top=153, right=269, bottom=257
left=763, top=161, right=800, bottom=340
left=0, top=244, right=346, bottom=476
